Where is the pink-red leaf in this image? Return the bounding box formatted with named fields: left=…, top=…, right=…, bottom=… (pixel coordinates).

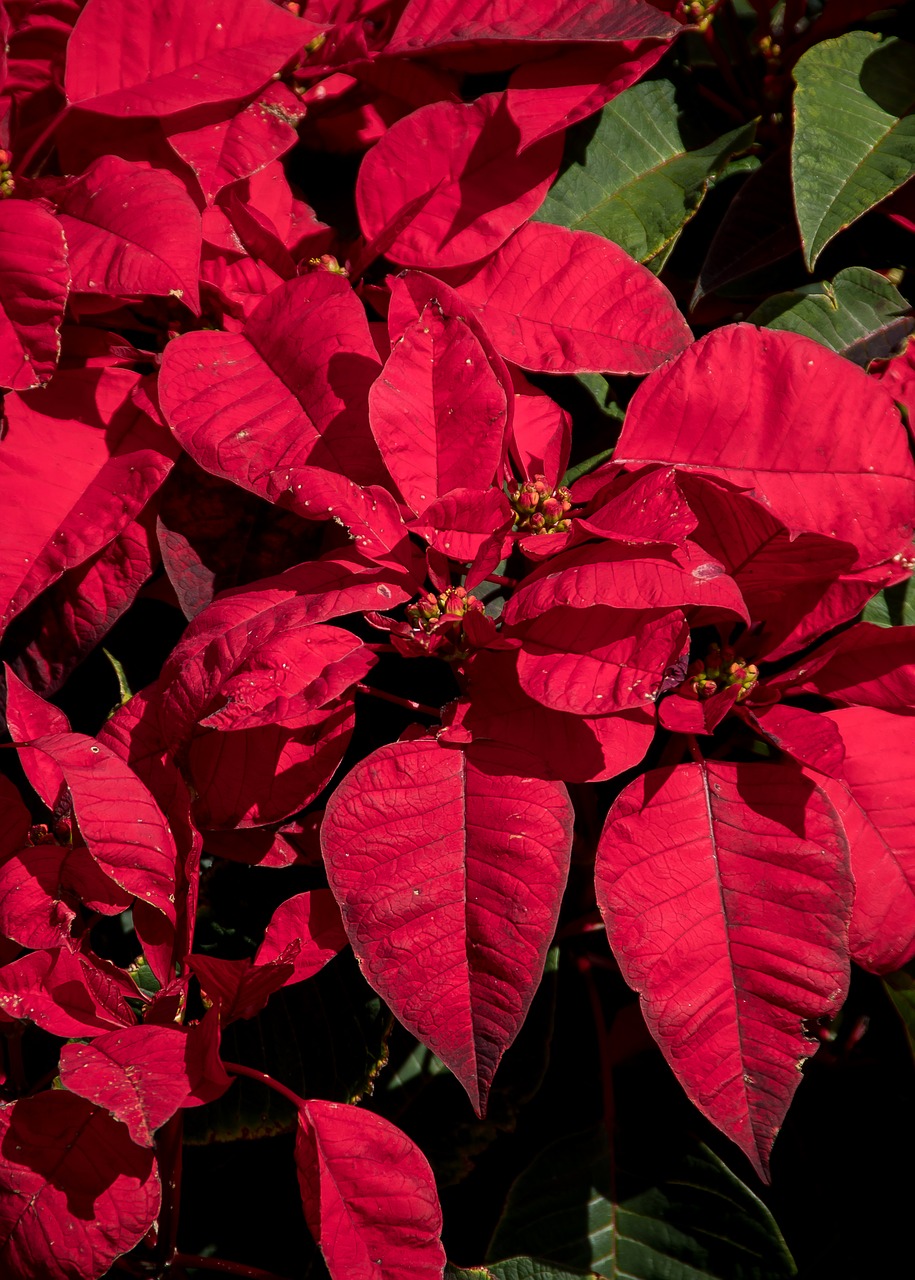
left=321, top=738, right=573, bottom=1113
left=256, top=890, right=348, bottom=983
left=159, top=274, right=384, bottom=492
left=0, top=369, right=176, bottom=632
left=512, top=606, right=688, bottom=716
left=17, top=733, right=178, bottom=922
left=65, top=0, right=316, bottom=118
left=356, top=94, right=562, bottom=268
left=450, top=222, right=692, bottom=373
left=502, top=540, right=747, bottom=626
left=55, top=156, right=201, bottom=313
left=369, top=299, right=508, bottom=514
left=167, top=90, right=300, bottom=205
left=0, top=199, right=69, bottom=391
left=296, top=1099, right=446, bottom=1280
left=825, top=708, right=915, bottom=973
left=58, top=1023, right=229, bottom=1146
left=0, top=948, right=135, bottom=1037
left=387, top=0, right=681, bottom=54
left=616, top=325, right=915, bottom=568
left=595, top=760, right=852, bottom=1179
left=0, top=1092, right=159, bottom=1280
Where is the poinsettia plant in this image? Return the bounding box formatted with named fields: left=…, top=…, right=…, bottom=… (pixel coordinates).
left=0, top=0, right=914, bottom=1276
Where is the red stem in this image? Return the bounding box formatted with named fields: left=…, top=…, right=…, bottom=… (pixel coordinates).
left=155, top=1113, right=184, bottom=1266
left=364, top=643, right=396, bottom=653
left=171, top=1254, right=292, bottom=1280
left=355, top=683, right=440, bottom=719
left=223, top=1061, right=306, bottom=1111
left=686, top=734, right=705, bottom=765
left=483, top=573, right=517, bottom=587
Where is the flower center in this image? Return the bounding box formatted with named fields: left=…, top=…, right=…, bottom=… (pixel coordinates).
left=680, top=643, right=759, bottom=701
left=509, top=475, right=572, bottom=534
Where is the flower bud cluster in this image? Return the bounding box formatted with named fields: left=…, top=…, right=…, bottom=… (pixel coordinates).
left=680, top=643, right=759, bottom=701
left=509, top=475, right=572, bottom=534
left=0, top=151, right=14, bottom=199
left=406, top=586, right=485, bottom=661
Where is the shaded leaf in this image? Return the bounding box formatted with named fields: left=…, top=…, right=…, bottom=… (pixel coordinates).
left=748, top=266, right=913, bottom=365
left=863, top=575, right=915, bottom=627
left=488, top=1128, right=796, bottom=1278
left=0, top=1092, right=159, bottom=1280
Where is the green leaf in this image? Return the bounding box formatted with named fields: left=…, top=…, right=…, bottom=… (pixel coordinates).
left=863, top=575, right=915, bottom=627
left=792, top=33, right=915, bottom=268
left=747, top=266, right=914, bottom=365
left=488, top=1130, right=796, bottom=1280
left=535, top=79, right=756, bottom=264
left=489, top=1261, right=599, bottom=1280
left=884, top=964, right=915, bottom=1063
left=446, top=1268, right=495, bottom=1279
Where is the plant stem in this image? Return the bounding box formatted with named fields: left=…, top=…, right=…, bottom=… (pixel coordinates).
left=355, top=683, right=440, bottom=718
left=170, top=1254, right=292, bottom=1280
left=223, top=1061, right=305, bottom=1111
left=686, top=734, right=705, bottom=765
left=16, top=107, right=69, bottom=176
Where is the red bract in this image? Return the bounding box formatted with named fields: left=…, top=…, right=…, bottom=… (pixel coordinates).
left=0, top=199, right=68, bottom=390
left=0, top=1093, right=159, bottom=1280
left=321, top=737, right=574, bottom=1112
left=448, top=221, right=693, bottom=372
left=595, top=761, right=853, bottom=1181
left=65, top=0, right=317, bottom=118
left=296, top=1100, right=446, bottom=1280
left=2, top=0, right=915, bottom=1272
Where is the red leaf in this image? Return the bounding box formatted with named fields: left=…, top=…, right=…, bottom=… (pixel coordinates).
left=745, top=703, right=846, bottom=775
left=188, top=952, right=295, bottom=1024
left=410, top=487, right=514, bottom=563
left=0, top=1092, right=159, bottom=1280
left=448, top=648, right=656, bottom=782
left=825, top=708, right=915, bottom=973
left=157, top=590, right=374, bottom=745
left=5, top=513, right=159, bottom=697
left=449, top=221, right=691, bottom=373
left=296, top=1099, right=446, bottom=1280
left=387, top=0, right=681, bottom=54
left=159, top=274, right=385, bottom=492
left=58, top=1024, right=220, bottom=1147
left=512, top=606, right=688, bottom=716
left=616, top=325, right=915, bottom=568
left=0, top=368, right=177, bottom=633
left=56, top=156, right=202, bottom=312
left=322, top=738, right=573, bottom=1112
left=369, top=299, right=508, bottom=514
left=65, top=0, right=316, bottom=118
left=167, top=89, right=300, bottom=205
left=356, top=94, right=562, bottom=268
left=508, top=374, right=571, bottom=487
left=0, top=199, right=69, bottom=391
left=5, top=665, right=69, bottom=808
left=783, top=621, right=915, bottom=710
left=506, top=40, right=670, bottom=148
left=0, top=948, right=135, bottom=1037
left=17, top=733, right=178, bottom=922
left=0, top=846, right=130, bottom=951
left=502, top=540, right=747, bottom=626
left=576, top=467, right=698, bottom=546
left=595, top=760, right=852, bottom=1178
left=256, top=890, right=349, bottom=983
